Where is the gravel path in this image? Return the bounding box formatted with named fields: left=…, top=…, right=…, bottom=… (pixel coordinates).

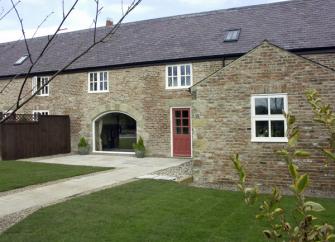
left=149, top=161, right=192, bottom=181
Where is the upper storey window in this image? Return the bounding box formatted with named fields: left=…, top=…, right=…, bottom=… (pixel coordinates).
left=88, top=71, right=109, bottom=93
left=166, top=64, right=192, bottom=89
left=32, top=76, right=49, bottom=96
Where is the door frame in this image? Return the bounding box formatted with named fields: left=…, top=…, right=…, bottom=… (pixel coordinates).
left=170, top=107, right=193, bottom=158
left=92, top=111, right=136, bottom=155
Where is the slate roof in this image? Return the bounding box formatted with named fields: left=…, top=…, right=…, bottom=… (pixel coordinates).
left=0, top=0, right=334, bottom=78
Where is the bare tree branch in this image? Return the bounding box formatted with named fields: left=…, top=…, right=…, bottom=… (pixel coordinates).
left=0, top=0, right=20, bottom=21
left=32, top=11, right=54, bottom=39
left=93, top=0, right=103, bottom=43
left=10, top=0, right=33, bottom=65
left=15, top=0, right=80, bottom=108
left=1, top=0, right=142, bottom=124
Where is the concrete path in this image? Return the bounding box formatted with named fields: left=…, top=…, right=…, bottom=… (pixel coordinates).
left=0, top=155, right=187, bottom=218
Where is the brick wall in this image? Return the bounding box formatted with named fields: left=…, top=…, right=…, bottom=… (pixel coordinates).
left=192, top=41, right=335, bottom=196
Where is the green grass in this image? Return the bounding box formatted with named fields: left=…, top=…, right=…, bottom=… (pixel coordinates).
left=0, top=160, right=112, bottom=192
left=0, top=180, right=334, bottom=242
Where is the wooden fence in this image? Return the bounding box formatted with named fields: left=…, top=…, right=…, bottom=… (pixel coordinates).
left=0, top=115, right=71, bottom=160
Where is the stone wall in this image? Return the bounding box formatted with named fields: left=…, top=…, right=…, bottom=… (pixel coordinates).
left=0, top=60, right=223, bottom=157
left=302, top=53, right=335, bottom=70
left=192, top=41, right=335, bottom=196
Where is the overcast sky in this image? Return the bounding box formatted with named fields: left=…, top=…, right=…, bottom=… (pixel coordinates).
left=0, top=0, right=288, bottom=43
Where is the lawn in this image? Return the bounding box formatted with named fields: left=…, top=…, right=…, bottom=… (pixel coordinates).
left=0, top=180, right=334, bottom=242
left=0, top=160, right=111, bottom=192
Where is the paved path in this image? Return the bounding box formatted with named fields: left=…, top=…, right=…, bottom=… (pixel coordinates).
left=0, top=155, right=187, bottom=218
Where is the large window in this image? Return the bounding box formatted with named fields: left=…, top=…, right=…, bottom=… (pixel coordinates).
left=32, top=76, right=49, bottom=96
left=251, top=94, right=288, bottom=142
left=166, top=64, right=192, bottom=89
left=88, top=71, right=109, bottom=93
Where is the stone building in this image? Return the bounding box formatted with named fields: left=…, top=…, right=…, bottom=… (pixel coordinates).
left=0, top=0, right=334, bottom=194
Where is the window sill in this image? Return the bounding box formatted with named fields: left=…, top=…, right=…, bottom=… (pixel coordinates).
left=251, top=137, right=288, bottom=143
left=88, top=90, right=109, bottom=94
left=36, top=94, right=49, bottom=97
left=165, top=86, right=191, bottom=90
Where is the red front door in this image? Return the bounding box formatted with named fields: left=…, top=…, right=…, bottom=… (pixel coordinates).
left=172, top=108, right=191, bottom=157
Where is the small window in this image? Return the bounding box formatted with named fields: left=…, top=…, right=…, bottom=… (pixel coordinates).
left=88, top=71, right=109, bottom=93
left=14, top=55, right=29, bottom=65
left=32, top=76, right=49, bottom=96
left=224, top=29, right=241, bottom=42
left=251, top=94, right=288, bottom=142
left=166, top=64, right=192, bottom=89
left=32, top=110, right=49, bottom=121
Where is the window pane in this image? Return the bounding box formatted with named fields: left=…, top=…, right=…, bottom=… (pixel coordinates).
left=271, top=120, right=285, bottom=137
left=104, top=72, right=107, bottom=80
left=256, top=121, right=269, bottom=137
left=182, top=110, right=189, bottom=118
left=181, top=76, right=186, bottom=86
left=168, top=77, right=173, bottom=87
left=173, top=66, right=178, bottom=76
left=176, top=127, right=181, bottom=134
left=182, top=119, right=189, bottom=126
left=104, top=81, right=108, bottom=90
left=186, top=65, right=191, bottom=75
left=186, top=76, right=191, bottom=86
left=175, top=111, right=181, bottom=118
left=181, top=65, right=185, bottom=75
left=176, top=119, right=181, bottom=126
left=270, top=98, right=284, bottom=114
left=100, top=82, right=103, bottom=90
left=183, top=127, right=189, bottom=134
left=255, top=98, right=268, bottom=115
left=168, top=67, right=172, bottom=76
left=90, top=82, right=94, bottom=91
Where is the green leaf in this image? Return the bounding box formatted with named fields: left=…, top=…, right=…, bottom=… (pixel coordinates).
left=296, top=174, right=309, bottom=193
left=304, top=201, right=325, bottom=212
left=294, top=150, right=310, bottom=158
left=327, top=234, right=335, bottom=241
left=277, top=149, right=289, bottom=156
left=288, top=163, right=299, bottom=179
left=288, top=129, right=300, bottom=147
left=263, top=230, right=272, bottom=239
left=323, top=149, right=335, bottom=162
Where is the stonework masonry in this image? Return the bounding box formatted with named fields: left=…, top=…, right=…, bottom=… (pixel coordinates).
left=192, top=42, right=335, bottom=196
left=0, top=60, right=223, bottom=157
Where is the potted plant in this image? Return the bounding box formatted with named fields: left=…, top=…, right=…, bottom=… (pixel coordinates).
left=78, top=137, right=90, bottom=155
left=133, top=136, right=145, bottom=158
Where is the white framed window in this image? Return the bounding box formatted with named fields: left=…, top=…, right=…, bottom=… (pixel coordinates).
left=251, top=94, right=288, bottom=142
left=32, top=110, right=49, bottom=121
left=32, top=76, right=49, bottom=96
left=166, top=64, right=192, bottom=89
left=88, top=71, right=109, bottom=93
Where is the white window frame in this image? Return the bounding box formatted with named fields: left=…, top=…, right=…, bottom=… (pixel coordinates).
left=32, top=110, right=49, bottom=121
left=32, top=76, right=49, bottom=96
left=165, top=64, right=193, bottom=89
left=88, top=71, right=109, bottom=93
left=251, top=94, right=288, bottom=143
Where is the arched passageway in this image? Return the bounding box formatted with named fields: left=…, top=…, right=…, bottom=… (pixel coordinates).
left=94, top=112, right=136, bottom=152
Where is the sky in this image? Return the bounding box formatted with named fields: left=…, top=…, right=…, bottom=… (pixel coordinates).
left=0, top=0, right=288, bottom=43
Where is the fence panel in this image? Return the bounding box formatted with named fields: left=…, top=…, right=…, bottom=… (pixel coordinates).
left=0, top=115, right=71, bottom=160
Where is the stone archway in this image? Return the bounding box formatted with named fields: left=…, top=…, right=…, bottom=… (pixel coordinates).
left=93, top=111, right=137, bottom=153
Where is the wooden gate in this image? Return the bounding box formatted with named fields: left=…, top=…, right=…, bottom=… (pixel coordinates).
left=0, top=115, right=71, bottom=160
